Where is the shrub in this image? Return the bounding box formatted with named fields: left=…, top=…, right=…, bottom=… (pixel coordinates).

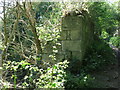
left=109, top=36, right=120, bottom=48
left=82, top=38, right=115, bottom=72
left=65, top=71, right=95, bottom=88
left=3, top=60, right=69, bottom=88
left=36, top=60, right=69, bottom=88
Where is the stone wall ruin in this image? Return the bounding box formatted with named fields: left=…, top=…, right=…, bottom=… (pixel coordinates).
left=60, top=10, right=94, bottom=63
left=42, top=10, right=94, bottom=69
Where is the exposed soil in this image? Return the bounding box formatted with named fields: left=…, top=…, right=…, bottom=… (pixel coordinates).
left=90, top=46, right=119, bottom=88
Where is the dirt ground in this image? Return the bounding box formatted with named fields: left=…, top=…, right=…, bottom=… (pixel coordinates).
left=90, top=47, right=119, bottom=88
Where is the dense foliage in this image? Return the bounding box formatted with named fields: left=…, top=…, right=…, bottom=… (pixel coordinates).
left=3, top=60, right=69, bottom=88
left=0, top=1, right=119, bottom=89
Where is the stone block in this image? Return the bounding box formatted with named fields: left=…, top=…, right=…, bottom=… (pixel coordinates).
left=62, top=16, right=83, bottom=30
left=62, top=40, right=82, bottom=51
left=59, top=30, right=71, bottom=40
left=70, top=30, right=82, bottom=40
left=64, top=51, right=72, bottom=59
left=72, top=51, right=83, bottom=61
left=61, top=26, right=69, bottom=31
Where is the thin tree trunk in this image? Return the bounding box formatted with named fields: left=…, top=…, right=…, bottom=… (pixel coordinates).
left=2, top=0, right=8, bottom=61
left=30, top=25, right=42, bottom=54
left=23, top=2, right=42, bottom=55
left=1, top=0, right=8, bottom=84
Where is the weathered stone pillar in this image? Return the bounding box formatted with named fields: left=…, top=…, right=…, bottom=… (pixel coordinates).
left=60, top=11, right=94, bottom=72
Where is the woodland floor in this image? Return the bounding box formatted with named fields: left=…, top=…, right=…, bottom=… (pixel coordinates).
left=0, top=46, right=119, bottom=88
left=90, top=46, right=120, bottom=88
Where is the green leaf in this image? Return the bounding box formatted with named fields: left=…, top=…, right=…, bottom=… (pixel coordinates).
left=53, top=65, right=57, bottom=69
left=52, top=83, right=56, bottom=87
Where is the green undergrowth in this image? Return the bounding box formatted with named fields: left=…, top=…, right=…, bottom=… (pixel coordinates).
left=3, top=60, right=69, bottom=88
left=2, top=37, right=115, bottom=88
left=64, top=38, right=115, bottom=88
left=64, top=71, right=96, bottom=88
left=82, top=37, right=115, bottom=72
left=3, top=59, right=96, bottom=88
